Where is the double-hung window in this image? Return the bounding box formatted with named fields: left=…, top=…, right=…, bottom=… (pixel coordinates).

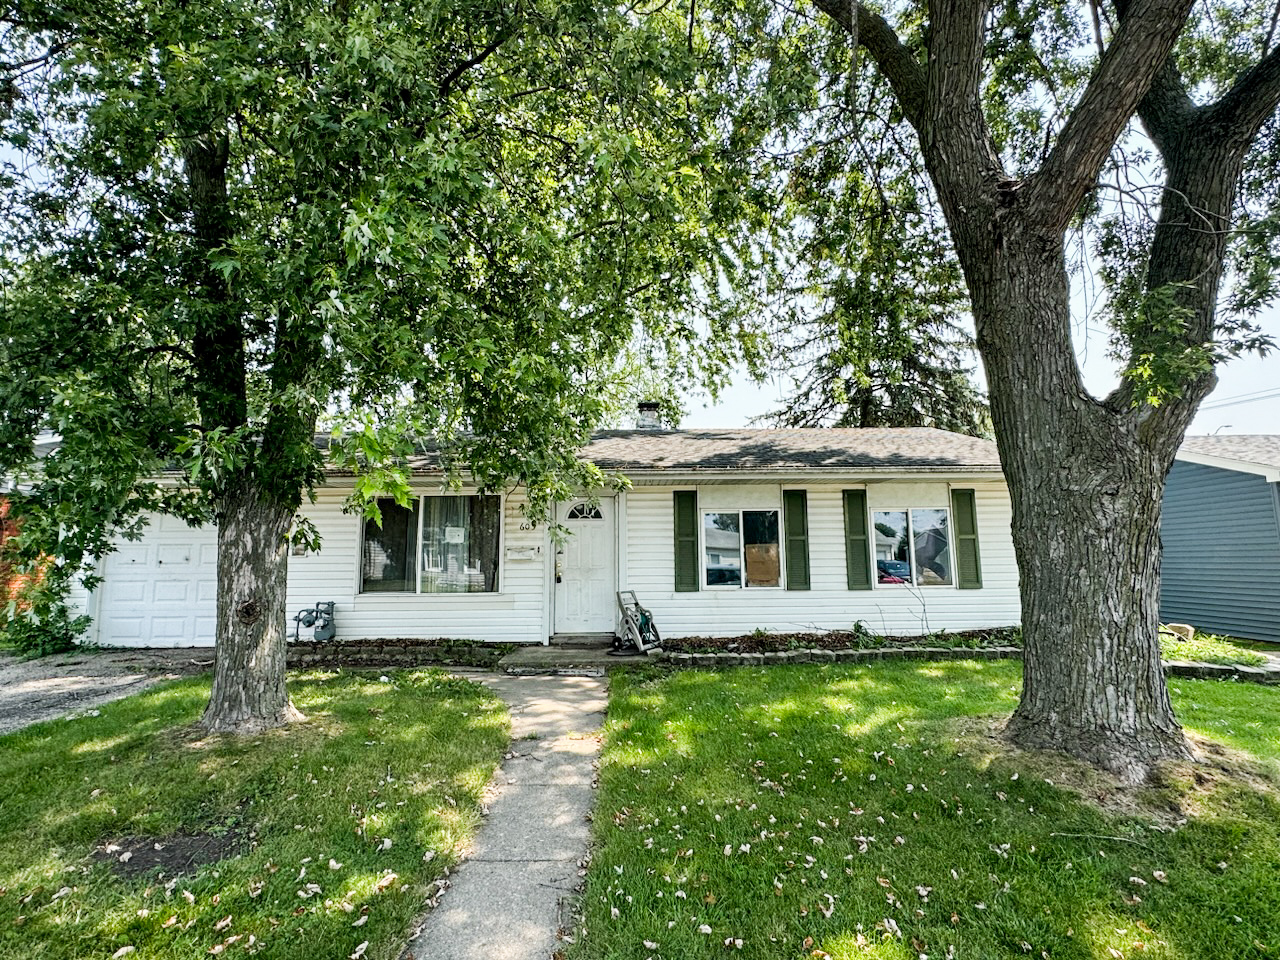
left=702, top=510, right=781, bottom=588
left=872, top=508, right=953, bottom=586
left=361, top=495, right=501, bottom=594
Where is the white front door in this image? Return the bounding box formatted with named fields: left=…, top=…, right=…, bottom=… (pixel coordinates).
left=554, top=499, right=616, bottom=634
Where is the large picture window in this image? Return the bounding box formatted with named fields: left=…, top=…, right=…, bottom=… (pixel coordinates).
left=872, top=508, right=952, bottom=586
left=703, top=510, right=780, bottom=588
left=361, top=495, right=501, bottom=594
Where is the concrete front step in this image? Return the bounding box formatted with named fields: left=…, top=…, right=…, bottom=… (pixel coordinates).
left=548, top=633, right=615, bottom=649
left=497, top=644, right=654, bottom=676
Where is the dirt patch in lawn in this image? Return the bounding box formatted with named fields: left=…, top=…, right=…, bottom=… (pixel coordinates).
left=948, top=715, right=1279, bottom=826
left=0, top=648, right=215, bottom=736
left=92, top=829, right=249, bottom=881
left=662, top=625, right=1022, bottom=654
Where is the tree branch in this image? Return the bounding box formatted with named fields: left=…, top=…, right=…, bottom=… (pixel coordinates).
left=438, top=27, right=514, bottom=99
left=1023, top=0, right=1194, bottom=231
left=921, top=0, right=1003, bottom=193
left=1202, top=44, right=1280, bottom=141
left=809, top=0, right=927, bottom=129
left=1132, top=60, right=1197, bottom=155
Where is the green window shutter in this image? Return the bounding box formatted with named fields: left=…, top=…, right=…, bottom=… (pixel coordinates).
left=951, top=488, right=983, bottom=589
left=673, top=490, right=699, bottom=592
left=842, top=489, right=872, bottom=590
left=782, top=490, right=810, bottom=591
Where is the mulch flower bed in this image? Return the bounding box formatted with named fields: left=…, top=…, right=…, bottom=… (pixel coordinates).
left=661, top=626, right=1022, bottom=655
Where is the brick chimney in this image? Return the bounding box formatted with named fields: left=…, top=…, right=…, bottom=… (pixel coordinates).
left=635, top=401, right=662, bottom=430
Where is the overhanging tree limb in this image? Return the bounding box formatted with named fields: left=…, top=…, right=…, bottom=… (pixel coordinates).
left=809, top=0, right=926, bottom=128
left=1201, top=44, right=1280, bottom=139
left=1024, top=0, right=1194, bottom=231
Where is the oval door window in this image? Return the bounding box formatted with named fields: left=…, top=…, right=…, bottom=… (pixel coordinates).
left=567, top=503, right=604, bottom=520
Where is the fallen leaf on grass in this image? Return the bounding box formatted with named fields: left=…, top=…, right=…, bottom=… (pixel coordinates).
left=350, top=942, right=369, bottom=959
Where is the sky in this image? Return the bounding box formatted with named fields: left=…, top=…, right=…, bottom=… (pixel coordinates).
left=682, top=306, right=1280, bottom=436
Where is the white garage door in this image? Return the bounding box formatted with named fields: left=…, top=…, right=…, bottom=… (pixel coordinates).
left=95, top=514, right=219, bottom=647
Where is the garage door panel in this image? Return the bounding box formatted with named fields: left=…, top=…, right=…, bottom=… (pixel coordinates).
left=156, top=545, right=194, bottom=566
left=94, top=513, right=218, bottom=647
left=106, top=580, right=147, bottom=603
left=150, top=617, right=192, bottom=641
left=102, top=617, right=145, bottom=642
left=109, top=545, right=150, bottom=568
left=154, top=581, right=191, bottom=603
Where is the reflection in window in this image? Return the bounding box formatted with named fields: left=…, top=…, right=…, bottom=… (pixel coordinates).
left=872, top=508, right=952, bottom=586
left=567, top=503, right=603, bottom=520
left=360, top=495, right=500, bottom=594
left=704, top=512, right=741, bottom=586
left=420, top=496, right=501, bottom=593
left=911, top=509, right=952, bottom=585
left=362, top=498, right=420, bottom=592
left=743, top=511, right=780, bottom=587
left=703, top=510, right=781, bottom=588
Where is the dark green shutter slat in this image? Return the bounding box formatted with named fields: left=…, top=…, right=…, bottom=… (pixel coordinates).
left=951, top=488, right=982, bottom=589
left=673, top=490, right=699, bottom=592
left=782, top=490, right=810, bottom=591
left=842, top=489, right=872, bottom=590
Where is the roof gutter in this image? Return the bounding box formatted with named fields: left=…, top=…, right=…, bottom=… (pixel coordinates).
left=1175, top=450, right=1280, bottom=483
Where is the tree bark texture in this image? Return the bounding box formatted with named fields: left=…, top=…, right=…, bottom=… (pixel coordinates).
left=200, top=474, right=304, bottom=734
left=968, top=236, right=1191, bottom=782
left=805, top=0, right=1265, bottom=780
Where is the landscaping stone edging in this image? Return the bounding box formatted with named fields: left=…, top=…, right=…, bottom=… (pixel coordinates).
left=281, top=640, right=1280, bottom=686
left=655, top=646, right=1280, bottom=684
left=286, top=640, right=508, bottom=670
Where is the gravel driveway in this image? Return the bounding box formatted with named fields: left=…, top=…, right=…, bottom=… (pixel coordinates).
left=0, top=647, right=215, bottom=736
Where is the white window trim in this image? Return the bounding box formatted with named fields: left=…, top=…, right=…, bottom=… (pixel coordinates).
left=870, top=505, right=956, bottom=590
left=700, top=507, right=785, bottom=590
left=357, top=492, right=506, bottom=597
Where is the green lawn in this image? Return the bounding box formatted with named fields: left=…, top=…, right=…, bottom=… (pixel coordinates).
left=1159, top=631, right=1269, bottom=667
left=0, top=670, right=509, bottom=960
left=573, top=662, right=1280, bottom=960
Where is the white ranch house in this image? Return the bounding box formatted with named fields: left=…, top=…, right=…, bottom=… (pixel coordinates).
left=73, top=427, right=1021, bottom=646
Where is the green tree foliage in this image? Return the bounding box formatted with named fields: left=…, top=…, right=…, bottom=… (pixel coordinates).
left=763, top=65, right=988, bottom=433
left=0, top=0, right=768, bottom=714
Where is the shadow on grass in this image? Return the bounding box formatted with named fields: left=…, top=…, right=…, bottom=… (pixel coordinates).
left=575, top=661, right=1280, bottom=960
left=0, top=669, right=510, bottom=960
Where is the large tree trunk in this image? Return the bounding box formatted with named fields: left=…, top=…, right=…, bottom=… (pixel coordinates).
left=999, top=418, right=1191, bottom=780
left=971, top=237, right=1192, bottom=782
left=806, top=0, right=1280, bottom=782
left=200, top=474, right=303, bottom=734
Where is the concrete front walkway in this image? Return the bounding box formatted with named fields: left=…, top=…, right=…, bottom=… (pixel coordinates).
left=405, top=673, right=607, bottom=960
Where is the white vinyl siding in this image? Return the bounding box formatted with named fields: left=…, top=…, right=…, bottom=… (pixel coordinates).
left=77, top=474, right=1019, bottom=647
left=287, top=485, right=547, bottom=644
left=624, top=480, right=1019, bottom=638
left=80, top=482, right=551, bottom=646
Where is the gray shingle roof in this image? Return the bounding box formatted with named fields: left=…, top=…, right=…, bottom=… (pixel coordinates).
left=578, top=428, right=1001, bottom=473
left=1179, top=435, right=1280, bottom=472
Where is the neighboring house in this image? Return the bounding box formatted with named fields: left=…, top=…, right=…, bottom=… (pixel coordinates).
left=69, top=427, right=1021, bottom=646
left=1161, top=435, right=1280, bottom=643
